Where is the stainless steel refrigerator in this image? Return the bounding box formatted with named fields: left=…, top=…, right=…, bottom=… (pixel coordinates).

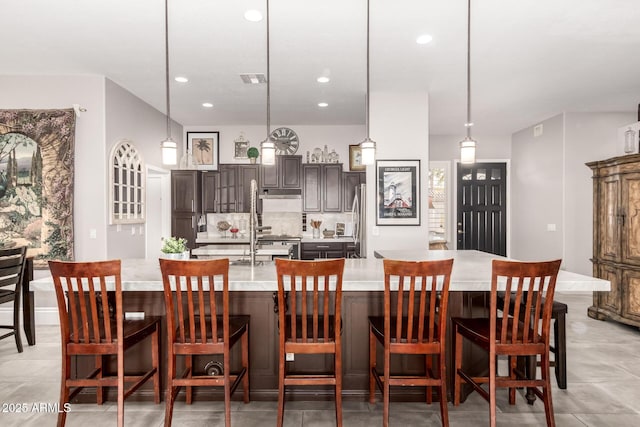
left=351, top=183, right=366, bottom=258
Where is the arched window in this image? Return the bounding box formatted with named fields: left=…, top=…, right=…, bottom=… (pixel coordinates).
left=110, top=140, right=145, bottom=224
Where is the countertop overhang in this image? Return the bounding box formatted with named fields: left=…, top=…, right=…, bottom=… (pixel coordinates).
left=30, top=250, right=610, bottom=293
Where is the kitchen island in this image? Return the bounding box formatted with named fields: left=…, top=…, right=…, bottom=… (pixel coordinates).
left=30, top=250, right=608, bottom=402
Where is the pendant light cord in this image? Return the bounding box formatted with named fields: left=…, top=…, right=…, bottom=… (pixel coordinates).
left=365, top=0, right=371, bottom=140
left=164, top=0, right=172, bottom=140
left=266, top=0, right=271, bottom=138
left=466, top=0, right=472, bottom=139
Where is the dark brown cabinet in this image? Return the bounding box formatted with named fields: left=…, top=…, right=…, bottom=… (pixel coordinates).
left=217, top=164, right=259, bottom=213
left=343, top=171, right=365, bottom=211
left=202, top=171, right=218, bottom=214
left=260, top=155, right=302, bottom=191
left=300, top=241, right=346, bottom=260
left=171, top=170, right=202, bottom=248
left=302, top=163, right=343, bottom=212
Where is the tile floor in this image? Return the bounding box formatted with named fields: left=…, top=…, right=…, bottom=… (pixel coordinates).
left=1, top=292, right=639, bottom=426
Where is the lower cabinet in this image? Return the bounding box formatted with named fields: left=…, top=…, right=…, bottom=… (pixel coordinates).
left=301, top=241, right=349, bottom=260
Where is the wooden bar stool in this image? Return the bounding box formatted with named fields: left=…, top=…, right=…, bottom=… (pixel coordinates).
left=452, top=259, right=561, bottom=427
left=368, top=258, right=454, bottom=427
left=159, top=258, right=249, bottom=427
left=274, top=258, right=345, bottom=427
left=497, top=293, right=568, bottom=392
left=49, top=260, right=161, bottom=427
left=0, top=246, right=27, bottom=353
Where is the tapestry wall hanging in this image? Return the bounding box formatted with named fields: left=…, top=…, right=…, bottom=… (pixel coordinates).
left=0, top=109, right=75, bottom=268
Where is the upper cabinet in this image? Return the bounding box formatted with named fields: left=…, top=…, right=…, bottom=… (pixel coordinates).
left=260, top=155, right=302, bottom=191
left=171, top=170, right=201, bottom=213
left=217, top=164, right=259, bottom=213
left=302, top=163, right=343, bottom=212
left=202, top=171, right=219, bottom=214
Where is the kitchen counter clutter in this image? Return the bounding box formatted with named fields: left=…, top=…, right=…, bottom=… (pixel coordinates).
left=30, top=250, right=610, bottom=292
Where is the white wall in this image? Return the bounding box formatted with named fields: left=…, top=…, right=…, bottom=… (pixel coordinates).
left=105, top=79, right=182, bottom=259
left=367, top=91, right=429, bottom=256
left=183, top=124, right=364, bottom=168
left=429, top=133, right=512, bottom=162
left=511, top=112, right=634, bottom=274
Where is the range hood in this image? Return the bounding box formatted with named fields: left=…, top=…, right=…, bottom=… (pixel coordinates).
left=259, top=189, right=302, bottom=199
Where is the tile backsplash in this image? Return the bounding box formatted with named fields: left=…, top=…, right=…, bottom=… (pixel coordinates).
left=261, top=212, right=303, bottom=236
left=206, top=213, right=250, bottom=236
left=305, top=212, right=356, bottom=237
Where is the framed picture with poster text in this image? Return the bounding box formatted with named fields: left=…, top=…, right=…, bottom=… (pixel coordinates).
left=186, top=131, right=219, bottom=170
left=376, top=159, right=420, bottom=225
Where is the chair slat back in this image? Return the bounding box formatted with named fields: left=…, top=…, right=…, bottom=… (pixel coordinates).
left=0, top=246, right=27, bottom=291
left=49, top=260, right=122, bottom=345
left=275, top=258, right=345, bottom=343
left=159, top=258, right=229, bottom=345
left=492, top=259, right=561, bottom=346
left=383, top=258, right=454, bottom=344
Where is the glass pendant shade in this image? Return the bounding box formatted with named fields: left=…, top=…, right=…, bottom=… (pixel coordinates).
left=624, top=127, right=636, bottom=154
left=261, top=138, right=276, bottom=165
left=161, top=137, right=177, bottom=165
left=360, top=137, right=376, bottom=165
left=460, top=136, right=476, bottom=164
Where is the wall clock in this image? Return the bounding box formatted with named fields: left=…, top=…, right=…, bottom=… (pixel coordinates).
left=270, top=127, right=299, bottom=155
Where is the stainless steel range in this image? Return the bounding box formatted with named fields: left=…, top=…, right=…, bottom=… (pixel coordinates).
left=256, top=234, right=302, bottom=259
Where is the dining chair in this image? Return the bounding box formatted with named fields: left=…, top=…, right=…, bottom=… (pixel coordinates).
left=274, top=258, right=345, bottom=427
left=368, top=258, right=454, bottom=427
left=49, top=259, right=160, bottom=427
left=159, top=258, right=249, bottom=427
left=452, top=259, right=562, bottom=427
left=0, top=246, right=27, bottom=353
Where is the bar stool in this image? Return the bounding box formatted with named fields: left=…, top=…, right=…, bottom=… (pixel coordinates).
left=274, top=258, right=345, bottom=427
left=49, top=260, right=161, bottom=427
left=497, top=293, right=568, bottom=392
left=159, top=258, right=249, bottom=427
left=452, top=259, right=562, bottom=427
left=368, top=258, right=454, bottom=427
left=0, top=246, right=27, bottom=353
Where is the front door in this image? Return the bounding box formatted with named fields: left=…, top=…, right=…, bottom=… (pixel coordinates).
left=456, top=162, right=507, bottom=256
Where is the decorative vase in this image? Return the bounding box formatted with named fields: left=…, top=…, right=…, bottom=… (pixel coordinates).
left=160, top=251, right=190, bottom=260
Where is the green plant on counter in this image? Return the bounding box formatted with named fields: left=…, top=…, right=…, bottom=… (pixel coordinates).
left=247, top=147, right=259, bottom=159
left=161, top=236, right=187, bottom=253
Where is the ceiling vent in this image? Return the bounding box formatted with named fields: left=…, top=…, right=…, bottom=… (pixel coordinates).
left=240, top=73, right=267, bottom=84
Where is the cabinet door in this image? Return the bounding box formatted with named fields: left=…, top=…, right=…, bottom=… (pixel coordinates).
left=622, top=173, right=640, bottom=266
left=598, top=263, right=621, bottom=315
left=343, top=172, right=365, bottom=211
left=260, top=160, right=280, bottom=189
left=238, top=165, right=259, bottom=212
left=323, top=164, right=343, bottom=212
left=598, top=174, right=621, bottom=262
left=171, top=170, right=200, bottom=213
left=281, top=155, right=302, bottom=188
left=171, top=214, right=197, bottom=248
left=303, top=164, right=322, bottom=212
left=622, top=268, right=640, bottom=322
left=218, top=165, right=238, bottom=213
left=202, top=171, right=218, bottom=214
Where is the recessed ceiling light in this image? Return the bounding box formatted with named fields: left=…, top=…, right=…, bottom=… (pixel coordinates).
left=317, top=76, right=330, bottom=83
left=174, top=76, right=188, bottom=83
left=244, top=10, right=263, bottom=22
left=202, top=102, right=214, bottom=108
left=318, top=102, right=329, bottom=108
left=416, top=34, right=433, bottom=45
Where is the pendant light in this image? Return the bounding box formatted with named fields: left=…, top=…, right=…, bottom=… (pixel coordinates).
left=260, top=0, right=276, bottom=166
left=160, top=0, right=177, bottom=165
left=359, top=0, right=376, bottom=166
left=459, top=0, right=477, bottom=164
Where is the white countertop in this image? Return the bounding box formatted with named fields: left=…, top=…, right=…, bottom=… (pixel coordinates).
left=195, top=232, right=250, bottom=244
left=30, top=250, right=609, bottom=293
left=192, top=244, right=292, bottom=257
left=301, top=236, right=355, bottom=243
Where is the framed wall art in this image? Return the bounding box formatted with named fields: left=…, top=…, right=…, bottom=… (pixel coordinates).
left=186, top=131, right=219, bottom=170
left=376, top=159, right=420, bottom=226
left=349, top=144, right=365, bottom=171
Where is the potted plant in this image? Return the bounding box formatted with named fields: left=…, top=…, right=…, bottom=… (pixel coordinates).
left=247, top=147, right=259, bottom=164
left=160, top=236, right=190, bottom=259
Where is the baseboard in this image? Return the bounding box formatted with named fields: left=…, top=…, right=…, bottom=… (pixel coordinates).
left=0, top=307, right=59, bottom=325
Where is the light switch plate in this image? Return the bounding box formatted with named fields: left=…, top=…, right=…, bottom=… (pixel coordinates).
left=286, top=353, right=294, bottom=361
left=125, top=312, right=145, bottom=320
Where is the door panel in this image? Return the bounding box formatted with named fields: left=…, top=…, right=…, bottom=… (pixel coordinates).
left=457, top=162, right=507, bottom=256
left=622, top=173, right=640, bottom=265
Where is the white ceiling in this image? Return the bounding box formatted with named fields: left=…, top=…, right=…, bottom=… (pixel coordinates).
left=2, top=0, right=640, bottom=135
